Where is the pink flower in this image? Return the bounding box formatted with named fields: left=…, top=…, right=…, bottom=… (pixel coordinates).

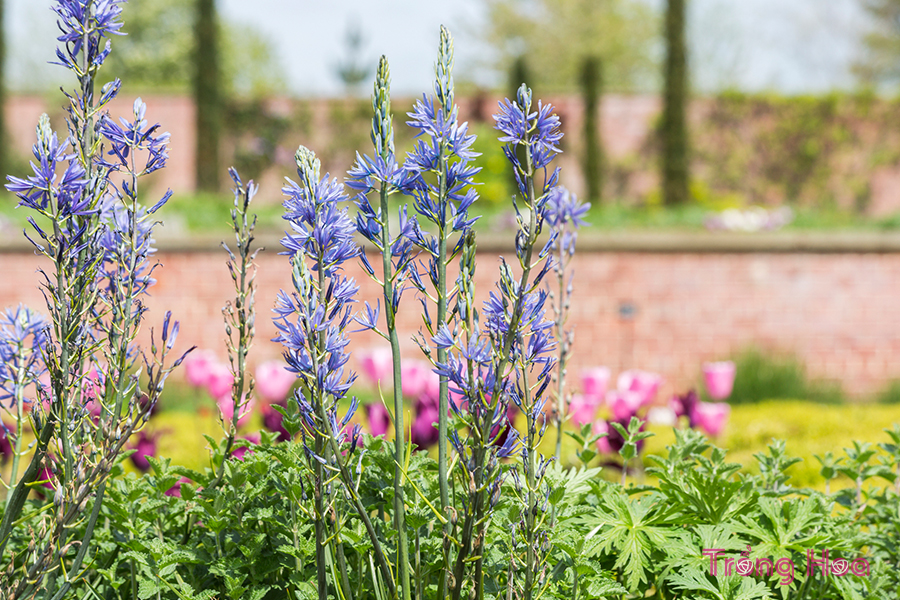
left=568, top=393, right=602, bottom=427
left=616, top=369, right=663, bottom=406
left=581, top=367, right=611, bottom=399
left=690, top=401, right=731, bottom=437
left=401, top=361, right=431, bottom=399
left=366, top=402, right=391, bottom=437
left=593, top=420, right=613, bottom=454
left=205, top=362, right=234, bottom=399
left=255, top=361, right=295, bottom=403
left=702, top=361, right=736, bottom=400
left=217, top=393, right=255, bottom=428
left=358, top=347, right=394, bottom=386
left=231, top=433, right=261, bottom=461
left=165, top=476, right=193, bottom=498
left=184, top=349, right=218, bottom=387
left=605, top=389, right=645, bottom=421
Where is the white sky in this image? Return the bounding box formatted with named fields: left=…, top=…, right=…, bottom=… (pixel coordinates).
left=6, top=0, right=874, bottom=96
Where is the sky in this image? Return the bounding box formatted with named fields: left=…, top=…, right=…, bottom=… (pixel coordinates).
left=5, top=0, right=875, bottom=96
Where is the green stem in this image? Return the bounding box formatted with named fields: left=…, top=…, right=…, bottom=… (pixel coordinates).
left=378, top=179, right=411, bottom=600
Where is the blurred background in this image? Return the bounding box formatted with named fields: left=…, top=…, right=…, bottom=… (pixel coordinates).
left=3, top=0, right=900, bottom=471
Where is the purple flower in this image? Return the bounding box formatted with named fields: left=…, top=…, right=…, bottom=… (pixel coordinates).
left=98, top=98, right=171, bottom=176
left=262, top=400, right=292, bottom=442
left=0, top=305, right=49, bottom=406
left=130, top=431, right=159, bottom=472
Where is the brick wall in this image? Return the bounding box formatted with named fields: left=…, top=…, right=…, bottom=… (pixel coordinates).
left=2, top=239, right=898, bottom=399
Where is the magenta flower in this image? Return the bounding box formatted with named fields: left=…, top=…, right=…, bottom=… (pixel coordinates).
left=366, top=402, right=391, bottom=437
left=130, top=431, right=159, bottom=472
left=690, top=401, right=731, bottom=437
left=410, top=396, right=439, bottom=449
left=594, top=417, right=646, bottom=455
left=0, top=423, right=12, bottom=464
left=669, top=389, right=698, bottom=421
left=255, top=361, right=295, bottom=403
left=568, top=393, right=602, bottom=427
left=184, top=349, right=218, bottom=387
left=231, top=433, right=261, bottom=461
left=358, top=346, right=394, bottom=386
left=605, top=389, right=645, bottom=422
left=581, top=367, right=611, bottom=399
left=616, top=369, right=663, bottom=406
left=702, top=361, right=736, bottom=400
left=165, top=476, right=193, bottom=498
left=262, top=400, right=291, bottom=442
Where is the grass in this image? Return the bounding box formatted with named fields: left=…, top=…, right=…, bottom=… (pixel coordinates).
left=723, top=347, right=845, bottom=405
left=7, top=189, right=900, bottom=241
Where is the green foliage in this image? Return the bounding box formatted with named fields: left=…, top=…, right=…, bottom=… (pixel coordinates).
left=725, top=347, right=845, bottom=405
left=696, top=92, right=899, bottom=210
left=855, top=0, right=900, bottom=87
left=104, top=0, right=284, bottom=96
left=480, top=0, right=658, bottom=93
left=875, top=379, right=900, bottom=404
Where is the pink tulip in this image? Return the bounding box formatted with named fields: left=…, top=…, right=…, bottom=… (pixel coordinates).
left=217, top=393, right=255, bottom=428
left=605, top=389, right=645, bottom=422
left=593, top=420, right=613, bottom=454
left=165, top=476, right=193, bottom=498
left=411, top=400, right=440, bottom=449
left=581, top=367, right=611, bottom=399
left=702, top=361, right=736, bottom=400
left=568, top=393, right=602, bottom=427
left=255, top=361, right=296, bottom=403
left=690, top=401, right=731, bottom=437
left=231, top=433, right=261, bottom=461
left=401, top=361, right=431, bottom=399
left=617, top=369, right=663, bottom=406
left=366, top=402, right=391, bottom=437
left=669, top=389, right=698, bottom=420
left=358, top=346, right=394, bottom=385
left=206, top=362, right=234, bottom=400
left=184, top=349, right=218, bottom=387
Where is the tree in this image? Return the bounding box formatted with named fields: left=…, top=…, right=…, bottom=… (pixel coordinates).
left=855, top=0, right=900, bottom=85
left=480, top=0, right=658, bottom=93
left=194, top=0, right=221, bottom=192
left=105, top=0, right=284, bottom=96
left=580, top=55, right=603, bottom=203
left=661, top=0, right=690, bottom=206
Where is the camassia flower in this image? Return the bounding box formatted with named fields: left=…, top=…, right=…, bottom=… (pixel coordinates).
left=273, top=146, right=362, bottom=456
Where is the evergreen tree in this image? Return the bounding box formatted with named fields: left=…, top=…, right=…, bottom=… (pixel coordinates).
left=194, top=0, right=221, bottom=192
left=661, top=0, right=689, bottom=206
left=580, top=55, right=603, bottom=203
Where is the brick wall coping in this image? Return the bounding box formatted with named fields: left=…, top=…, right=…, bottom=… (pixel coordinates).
left=3, top=230, right=900, bottom=254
